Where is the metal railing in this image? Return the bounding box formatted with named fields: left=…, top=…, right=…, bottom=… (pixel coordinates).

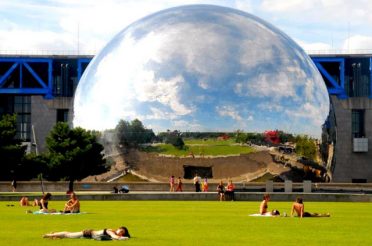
left=0, top=49, right=97, bottom=56
left=1, top=49, right=372, bottom=56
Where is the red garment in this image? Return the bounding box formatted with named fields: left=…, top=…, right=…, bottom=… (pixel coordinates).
left=226, top=184, right=234, bottom=191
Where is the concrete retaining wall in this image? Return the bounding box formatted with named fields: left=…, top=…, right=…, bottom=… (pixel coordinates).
left=1, top=181, right=372, bottom=193
left=1, top=192, right=371, bottom=202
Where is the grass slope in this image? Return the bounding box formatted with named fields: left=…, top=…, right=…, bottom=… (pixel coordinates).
left=143, top=139, right=254, bottom=157
left=0, top=201, right=370, bottom=246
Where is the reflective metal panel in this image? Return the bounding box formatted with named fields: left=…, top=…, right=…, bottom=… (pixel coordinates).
left=73, top=5, right=329, bottom=138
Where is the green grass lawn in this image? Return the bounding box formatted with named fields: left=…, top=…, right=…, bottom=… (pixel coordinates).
left=143, top=139, right=254, bottom=157
left=184, top=138, right=235, bottom=145
left=0, top=200, right=371, bottom=245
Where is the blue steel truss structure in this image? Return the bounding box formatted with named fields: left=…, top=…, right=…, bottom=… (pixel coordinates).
left=370, top=57, right=372, bottom=99
left=312, top=57, right=347, bottom=99
left=0, top=55, right=371, bottom=99
left=0, top=57, right=53, bottom=98
left=0, top=57, right=91, bottom=99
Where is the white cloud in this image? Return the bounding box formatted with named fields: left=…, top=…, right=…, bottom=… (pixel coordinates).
left=236, top=71, right=298, bottom=101
left=285, top=102, right=325, bottom=127
left=145, top=107, right=176, bottom=120
left=342, top=35, right=372, bottom=52
left=172, top=120, right=203, bottom=131
left=257, top=102, right=283, bottom=112
left=2, top=0, right=372, bottom=53
left=0, top=29, right=75, bottom=52
left=216, top=105, right=242, bottom=121
left=233, top=0, right=253, bottom=13
left=261, top=0, right=314, bottom=12
left=295, top=39, right=332, bottom=52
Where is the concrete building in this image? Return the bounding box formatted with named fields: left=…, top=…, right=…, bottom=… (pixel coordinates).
left=0, top=54, right=371, bottom=182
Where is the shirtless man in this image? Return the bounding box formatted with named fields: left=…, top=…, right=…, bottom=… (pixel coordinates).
left=291, top=197, right=330, bottom=218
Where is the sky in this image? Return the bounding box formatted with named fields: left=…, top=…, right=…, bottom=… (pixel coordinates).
left=1, top=0, right=372, bottom=55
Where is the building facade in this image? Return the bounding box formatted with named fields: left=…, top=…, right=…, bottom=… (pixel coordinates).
left=0, top=54, right=371, bottom=182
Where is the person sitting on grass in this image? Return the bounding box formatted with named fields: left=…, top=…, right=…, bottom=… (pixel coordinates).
left=62, top=192, right=80, bottom=213
left=259, top=194, right=280, bottom=216
left=37, top=193, right=55, bottom=213
left=20, top=196, right=31, bottom=206
left=291, top=197, right=330, bottom=218
left=43, top=226, right=130, bottom=240
left=260, top=194, right=270, bottom=215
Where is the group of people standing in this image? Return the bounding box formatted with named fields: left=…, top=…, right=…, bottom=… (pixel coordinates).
left=169, top=174, right=236, bottom=201
left=169, top=174, right=209, bottom=192
left=169, top=176, right=184, bottom=192
left=193, top=174, right=209, bottom=192
left=217, top=180, right=235, bottom=201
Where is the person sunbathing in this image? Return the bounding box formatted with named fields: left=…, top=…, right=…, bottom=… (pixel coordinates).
left=62, top=192, right=80, bottom=213
left=259, top=194, right=280, bottom=216
left=20, top=196, right=31, bottom=206
left=291, top=197, right=330, bottom=218
left=43, top=226, right=130, bottom=240
left=37, top=193, right=56, bottom=213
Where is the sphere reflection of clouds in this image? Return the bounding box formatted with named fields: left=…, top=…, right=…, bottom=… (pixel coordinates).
left=73, top=5, right=329, bottom=138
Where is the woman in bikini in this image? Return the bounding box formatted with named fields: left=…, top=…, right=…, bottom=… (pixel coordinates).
left=291, top=197, right=330, bottom=218
left=43, top=226, right=130, bottom=240
left=62, top=192, right=80, bottom=213
left=260, top=194, right=280, bottom=216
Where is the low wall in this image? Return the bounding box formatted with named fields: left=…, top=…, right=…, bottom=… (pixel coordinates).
left=1, top=192, right=371, bottom=202
left=1, top=181, right=372, bottom=193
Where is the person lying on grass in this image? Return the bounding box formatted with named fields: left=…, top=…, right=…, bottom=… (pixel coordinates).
left=43, top=226, right=130, bottom=240
left=291, top=197, right=330, bottom=218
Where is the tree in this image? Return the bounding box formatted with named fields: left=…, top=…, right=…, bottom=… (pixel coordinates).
left=295, top=135, right=317, bottom=161
left=45, top=122, right=108, bottom=181
left=116, top=119, right=155, bottom=148
left=164, top=130, right=185, bottom=149
left=19, top=153, right=49, bottom=180
left=0, top=114, right=26, bottom=180
left=235, top=130, right=248, bottom=143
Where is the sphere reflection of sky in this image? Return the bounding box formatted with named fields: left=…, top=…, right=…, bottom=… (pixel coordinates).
left=73, top=5, right=329, bottom=138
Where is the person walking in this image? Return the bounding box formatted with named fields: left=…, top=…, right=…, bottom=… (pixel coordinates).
left=176, top=177, right=183, bottom=192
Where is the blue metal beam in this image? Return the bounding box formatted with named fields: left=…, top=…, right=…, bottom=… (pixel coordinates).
left=0, top=88, right=49, bottom=94
left=0, top=57, right=52, bottom=63
left=23, top=62, right=48, bottom=88
left=370, top=57, right=372, bottom=99
left=315, top=62, right=340, bottom=89
left=20, top=63, right=23, bottom=88
left=0, top=57, right=53, bottom=98
left=0, top=62, right=19, bottom=87
left=46, top=60, right=53, bottom=99
left=77, top=58, right=92, bottom=81
left=312, top=57, right=347, bottom=99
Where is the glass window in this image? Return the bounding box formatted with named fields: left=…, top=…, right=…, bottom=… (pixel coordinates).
left=57, top=109, right=69, bottom=122
left=352, top=109, right=365, bottom=138
left=345, top=58, right=370, bottom=97
left=13, top=96, right=31, bottom=141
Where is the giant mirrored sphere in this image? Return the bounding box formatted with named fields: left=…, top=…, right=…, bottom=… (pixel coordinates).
left=73, top=5, right=329, bottom=138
